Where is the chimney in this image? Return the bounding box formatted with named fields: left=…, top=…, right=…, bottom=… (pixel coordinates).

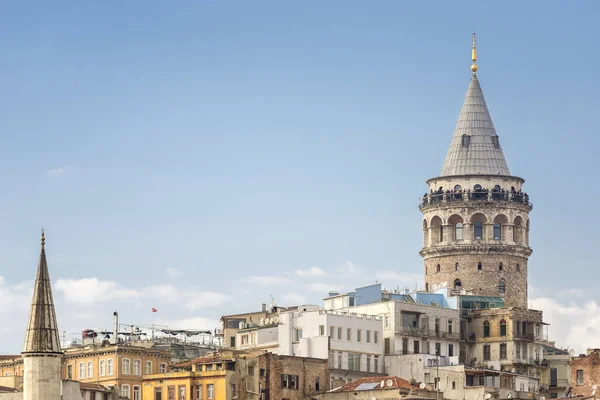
left=113, top=311, right=119, bottom=344
left=262, top=303, right=267, bottom=312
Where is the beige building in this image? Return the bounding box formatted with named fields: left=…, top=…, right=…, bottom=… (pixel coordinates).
left=540, top=344, right=570, bottom=398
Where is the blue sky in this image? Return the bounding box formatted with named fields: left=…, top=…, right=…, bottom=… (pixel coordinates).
left=1, top=1, right=599, bottom=353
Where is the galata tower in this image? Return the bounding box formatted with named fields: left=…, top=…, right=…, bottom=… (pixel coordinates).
left=420, top=35, right=532, bottom=308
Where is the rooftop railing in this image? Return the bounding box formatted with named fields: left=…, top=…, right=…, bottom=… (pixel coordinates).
left=420, top=190, right=532, bottom=209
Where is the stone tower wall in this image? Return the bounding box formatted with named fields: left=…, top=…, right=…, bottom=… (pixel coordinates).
left=419, top=185, right=532, bottom=309
left=23, top=354, right=62, bottom=400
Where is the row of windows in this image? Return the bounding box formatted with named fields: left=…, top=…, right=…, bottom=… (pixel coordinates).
left=483, top=319, right=508, bottom=337
left=156, top=384, right=216, bottom=400
left=121, top=385, right=141, bottom=400
left=451, top=278, right=506, bottom=294
left=432, top=262, right=521, bottom=273
left=328, top=351, right=381, bottom=373
left=320, top=325, right=379, bottom=344
left=69, top=359, right=167, bottom=379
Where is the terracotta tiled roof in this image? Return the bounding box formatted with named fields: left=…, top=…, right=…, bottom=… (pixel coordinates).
left=171, top=355, right=228, bottom=369
left=0, top=385, right=18, bottom=393
left=0, top=355, right=20, bottom=361
left=336, top=376, right=412, bottom=392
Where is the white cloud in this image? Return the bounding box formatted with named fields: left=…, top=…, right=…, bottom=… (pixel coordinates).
left=305, top=282, right=344, bottom=294
left=281, top=293, right=307, bottom=305
left=186, top=292, right=231, bottom=311
left=242, top=276, right=292, bottom=286
left=55, top=278, right=139, bottom=303
left=165, top=268, right=183, bottom=280
left=375, top=270, right=423, bottom=288
left=294, top=267, right=327, bottom=277
left=45, top=166, right=74, bottom=177
left=337, top=261, right=362, bottom=275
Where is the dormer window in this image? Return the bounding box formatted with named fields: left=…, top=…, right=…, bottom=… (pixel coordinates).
left=462, top=134, right=471, bottom=148
left=492, top=135, right=500, bottom=149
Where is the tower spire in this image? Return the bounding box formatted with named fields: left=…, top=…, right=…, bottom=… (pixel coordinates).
left=23, top=229, right=61, bottom=354
left=471, top=33, right=478, bottom=74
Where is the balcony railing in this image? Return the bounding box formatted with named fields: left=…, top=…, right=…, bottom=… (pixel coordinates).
left=549, top=379, right=570, bottom=388
left=395, top=327, right=460, bottom=340
left=330, top=361, right=385, bottom=375
left=420, top=190, right=532, bottom=210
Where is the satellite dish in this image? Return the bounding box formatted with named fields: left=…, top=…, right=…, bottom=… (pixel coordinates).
left=386, top=379, right=393, bottom=387
left=507, top=392, right=513, bottom=399
left=380, top=380, right=385, bottom=388
left=485, top=394, right=492, bottom=399
left=419, top=382, right=426, bottom=390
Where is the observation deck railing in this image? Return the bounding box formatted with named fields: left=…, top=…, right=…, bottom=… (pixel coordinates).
left=420, top=190, right=532, bottom=209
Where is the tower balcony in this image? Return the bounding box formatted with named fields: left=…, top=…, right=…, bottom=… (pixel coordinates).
left=419, top=190, right=532, bottom=211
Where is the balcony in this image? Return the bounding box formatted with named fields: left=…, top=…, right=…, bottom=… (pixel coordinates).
left=329, top=361, right=385, bottom=375
left=420, top=190, right=532, bottom=210
left=395, top=327, right=460, bottom=340
left=549, top=379, right=570, bottom=389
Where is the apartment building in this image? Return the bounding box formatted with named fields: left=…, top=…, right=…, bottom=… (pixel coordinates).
left=540, top=344, right=570, bottom=398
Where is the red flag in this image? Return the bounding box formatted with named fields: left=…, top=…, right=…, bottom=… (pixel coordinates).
left=152, top=308, right=158, bottom=313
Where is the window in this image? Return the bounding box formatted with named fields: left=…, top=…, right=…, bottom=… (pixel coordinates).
left=122, top=385, right=131, bottom=399
left=384, top=315, right=390, bottom=328
left=337, top=327, right=342, bottom=340
left=87, top=361, right=93, bottom=378
left=207, top=383, right=215, bottom=399
left=577, top=370, right=584, bottom=386
left=230, top=336, right=235, bottom=347
left=474, top=184, right=482, bottom=191
left=241, top=334, right=248, bottom=345
left=500, top=319, right=507, bottom=336
left=231, top=384, right=236, bottom=398
left=337, top=353, right=342, bottom=369
left=440, top=225, right=444, bottom=242
left=462, top=134, right=470, bottom=147
left=494, top=223, right=501, bottom=240
left=122, top=358, right=131, bottom=375
left=108, top=359, right=114, bottom=376
left=248, top=366, right=255, bottom=376
left=168, top=386, right=175, bottom=400
left=492, top=135, right=500, bottom=148
left=366, top=330, right=371, bottom=343
left=160, top=363, right=167, bottom=373
left=435, top=342, right=441, bottom=356
left=67, top=364, right=73, bottom=380
left=498, top=280, right=506, bottom=294
left=452, top=381, right=456, bottom=390
left=483, top=345, right=491, bottom=361
left=414, top=340, right=420, bottom=354
left=374, top=331, right=379, bottom=344
left=448, top=344, right=454, bottom=357
left=517, top=263, right=521, bottom=272
left=474, top=222, right=483, bottom=239
left=455, top=223, right=463, bottom=240
left=448, top=319, right=453, bottom=334
left=133, top=359, right=141, bottom=376
left=374, top=355, right=380, bottom=373
left=177, top=386, right=185, bottom=400
left=206, top=364, right=213, bottom=371
left=79, top=362, right=85, bottom=379
left=454, top=279, right=462, bottom=290
left=357, top=329, right=362, bottom=342
left=329, top=326, right=334, bottom=337
left=500, top=343, right=507, bottom=359
left=454, top=185, right=462, bottom=191
left=478, top=262, right=482, bottom=271
left=133, top=386, right=141, bottom=400
left=282, top=374, right=299, bottom=390
left=259, top=368, right=265, bottom=378
left=155, top=388, right=162, bottom=400
left=195, top=385, right=203, bottom=400
left=347, top=328, right=352, bottom=340
left=145, top=361, right=152, bottom=375
left=99, top=360, right=105, bottom=376
left=455, top=262, right=459, bottom=271
left=294, top=328, right=303, bottom=342
left=315, top=377, right=320, bottom=391
left=319, top=325, right=325, bottom=335
left=483, top=321, right=490, bottom=337
left=436, top=264, right=441, bottom=273
left=402, top=338, right=409, bottom=355
left=516, top=343, right=521, bottom=359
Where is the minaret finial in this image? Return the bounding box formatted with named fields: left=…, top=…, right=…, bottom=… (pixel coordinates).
left=471, top=33, right=478, bottom=74
left=41, top=227, right=45, bottom=249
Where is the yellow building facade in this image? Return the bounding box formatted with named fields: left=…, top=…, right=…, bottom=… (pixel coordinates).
left=142, top=357, right=234, bottom=400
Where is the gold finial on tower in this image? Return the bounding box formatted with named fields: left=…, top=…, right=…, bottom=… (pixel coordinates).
left=41, top=227, right=46, bottom=249
left=471, top=33, right=478, bottom=74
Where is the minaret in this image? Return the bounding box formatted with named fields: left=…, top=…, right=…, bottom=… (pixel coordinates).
left=22, top=230, right=62, bottom=400
left=419, top=35, right=532, bottom=308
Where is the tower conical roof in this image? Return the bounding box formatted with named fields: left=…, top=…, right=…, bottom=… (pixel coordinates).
left=440, top=74, right=510, bottom=177
left=23, top=231, right=61, bottom=354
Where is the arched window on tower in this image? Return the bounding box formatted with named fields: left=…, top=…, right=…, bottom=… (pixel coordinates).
left=477, top=262, right=482, bottom=271
left=440, top=225, right=444, bottom=242
left=494, top=223, right=502, bottom=240
left=455, top=262, right=459, bottom=271
left=516, top=264, right=521, bottom=272
left=474, top=222, right=483, bottom=239
left=500, top=319, right=507, bottom=336
left=454, top=279, right=462, bottom=290
left=436, top=264, right=441, bottom=273
left=455, top=223, right=463, bottom=241
left=474, top=184, right=482, bottom=191
left=499, top=263, right=503, bottom=271
left=483, top=321, right=490, bottom=337
left=454, top=185, right=462, bottom=192
left=498, top=280, right=506, bottom=294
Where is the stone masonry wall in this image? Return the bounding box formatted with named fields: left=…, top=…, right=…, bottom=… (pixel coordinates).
left=571, top=350, right=600, bottom=397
